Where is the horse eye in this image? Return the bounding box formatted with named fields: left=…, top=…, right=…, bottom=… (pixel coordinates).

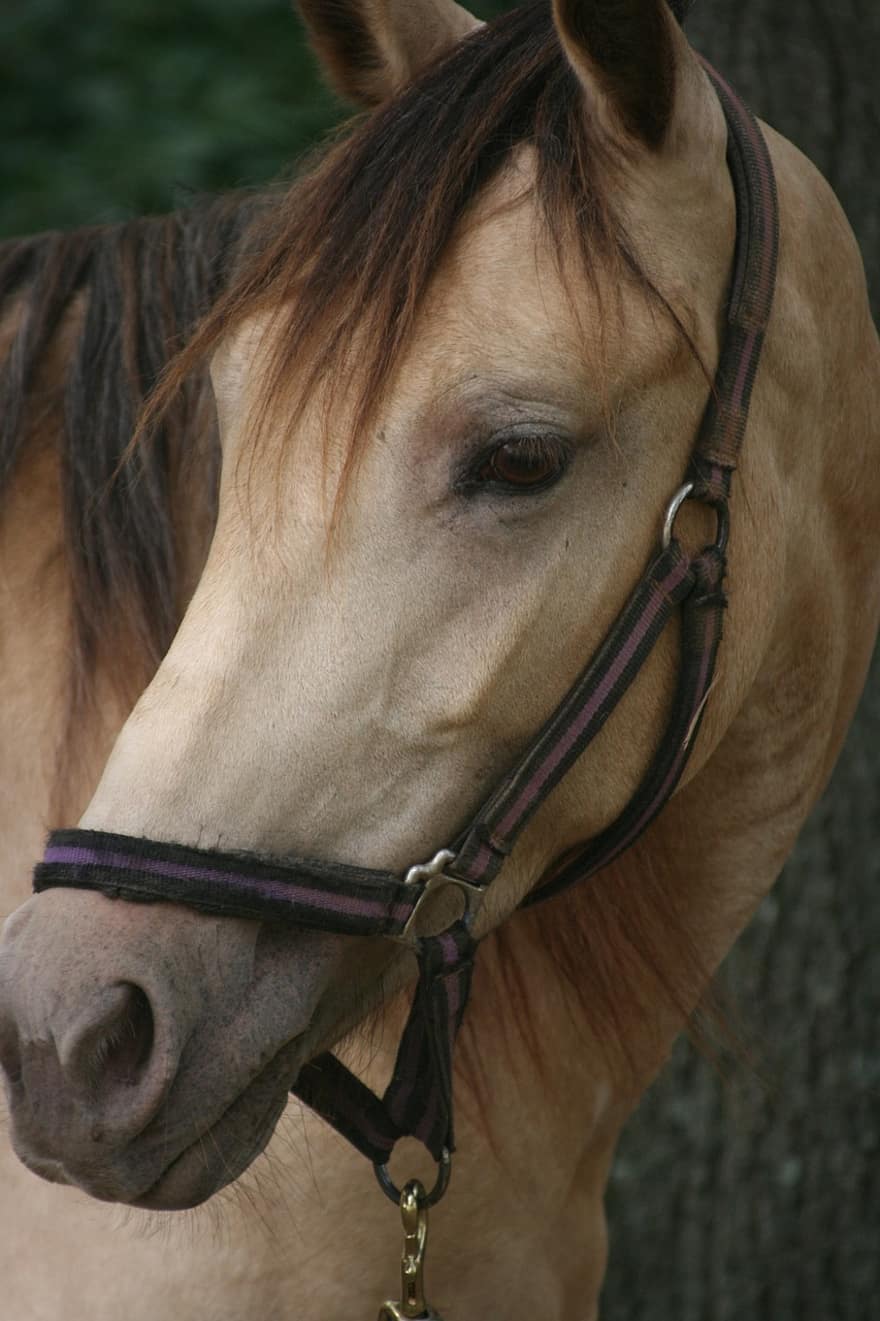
left=475, top=437, right=567, bottom=491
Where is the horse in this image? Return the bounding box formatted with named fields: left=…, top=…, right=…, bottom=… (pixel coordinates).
left=1, top=1, right=877, bottom=1317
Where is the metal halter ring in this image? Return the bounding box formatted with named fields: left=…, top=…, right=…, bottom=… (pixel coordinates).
left=661, top=480, right=730, bottom=554
left=374, top=1147, right=452, bottom=1208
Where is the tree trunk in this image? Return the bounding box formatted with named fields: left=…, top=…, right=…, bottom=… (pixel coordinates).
left=603, top=5, right=879, bottom=1316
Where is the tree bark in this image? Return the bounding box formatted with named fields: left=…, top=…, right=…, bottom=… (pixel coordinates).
left=603, top=6, right=879, bottom=1315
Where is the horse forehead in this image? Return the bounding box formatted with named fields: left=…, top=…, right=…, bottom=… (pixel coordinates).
left=419, top=165, right=667, bottom=376
left=213, top=156, right=685, bottom=444
left=433, top=173, right=584, bottom=342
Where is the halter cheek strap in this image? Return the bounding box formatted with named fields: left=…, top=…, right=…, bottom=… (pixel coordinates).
left=33, top=63, right=779, bottom=1189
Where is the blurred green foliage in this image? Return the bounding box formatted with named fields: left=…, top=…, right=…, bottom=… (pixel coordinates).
left=0, top=0, right=509, bottom=239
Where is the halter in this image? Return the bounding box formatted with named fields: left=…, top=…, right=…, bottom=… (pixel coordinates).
left=33, top=64, right=778, bottom=1214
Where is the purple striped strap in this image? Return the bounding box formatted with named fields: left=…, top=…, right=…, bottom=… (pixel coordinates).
left=292, top=1054, right=402, bottom=1164
left=36, top=830, right=416, bottom=938
left=291, top=921, right=475, bottom=1164
left=381, top=923, right=475, bottom=1157
left=448, top=541, right=697, bottom=888
left=36, top=833, right=476, bottom=1163
left=522, top=547, right=727, bottom=905
left=690, top=61, right=779, bottom=488
left=449, top=65, right=778, bottom=900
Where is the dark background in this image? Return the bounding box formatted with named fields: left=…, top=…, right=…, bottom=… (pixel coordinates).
left=2, top=2, right=877, bottom=1317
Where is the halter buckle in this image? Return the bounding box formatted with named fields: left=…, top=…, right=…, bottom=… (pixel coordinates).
left=400, top=849, right=484, bottom=942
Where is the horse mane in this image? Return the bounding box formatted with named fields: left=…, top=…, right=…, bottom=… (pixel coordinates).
left=0, top=196, right=262, bottom=803
left=0, top=0, right=724, bottom=1108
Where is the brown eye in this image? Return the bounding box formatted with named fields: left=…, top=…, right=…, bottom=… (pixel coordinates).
left=476, top=437, right=567, bottom=491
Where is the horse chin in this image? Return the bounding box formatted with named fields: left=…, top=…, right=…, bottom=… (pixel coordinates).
left=16, top=1043, right=299, bottom=1212
left=128, top=1043, right=299, bottom=1211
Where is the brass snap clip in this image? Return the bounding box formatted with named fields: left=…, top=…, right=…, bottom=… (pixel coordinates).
left=376, top=1179, right=444, bottom=1320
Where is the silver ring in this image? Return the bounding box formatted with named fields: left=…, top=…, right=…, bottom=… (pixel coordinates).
left=374, top=1148, right=452, bottom=1208
left=661, top=481, right=695, bottom=550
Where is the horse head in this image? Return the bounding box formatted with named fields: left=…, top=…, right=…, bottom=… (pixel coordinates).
left=0, top=3, right=876, bottom=1311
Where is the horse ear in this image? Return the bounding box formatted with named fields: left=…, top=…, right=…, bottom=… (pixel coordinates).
left=552, top=0, right=689, bottom=150
left=295, top=0, right=482, bottom=107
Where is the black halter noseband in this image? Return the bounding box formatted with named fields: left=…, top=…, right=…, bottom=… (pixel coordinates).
left=34, top=64, right=779, bottom=1202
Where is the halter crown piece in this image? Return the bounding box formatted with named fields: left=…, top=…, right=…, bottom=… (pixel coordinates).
left=34, top=65, right=779, bottom=1217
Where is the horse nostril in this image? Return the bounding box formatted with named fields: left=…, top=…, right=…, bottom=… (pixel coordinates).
left=0, top=1022, right=23, bottom=1088
left=96, top=985, right=155, bottom=1090
left=63, top=983, right=156, bottom=1095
